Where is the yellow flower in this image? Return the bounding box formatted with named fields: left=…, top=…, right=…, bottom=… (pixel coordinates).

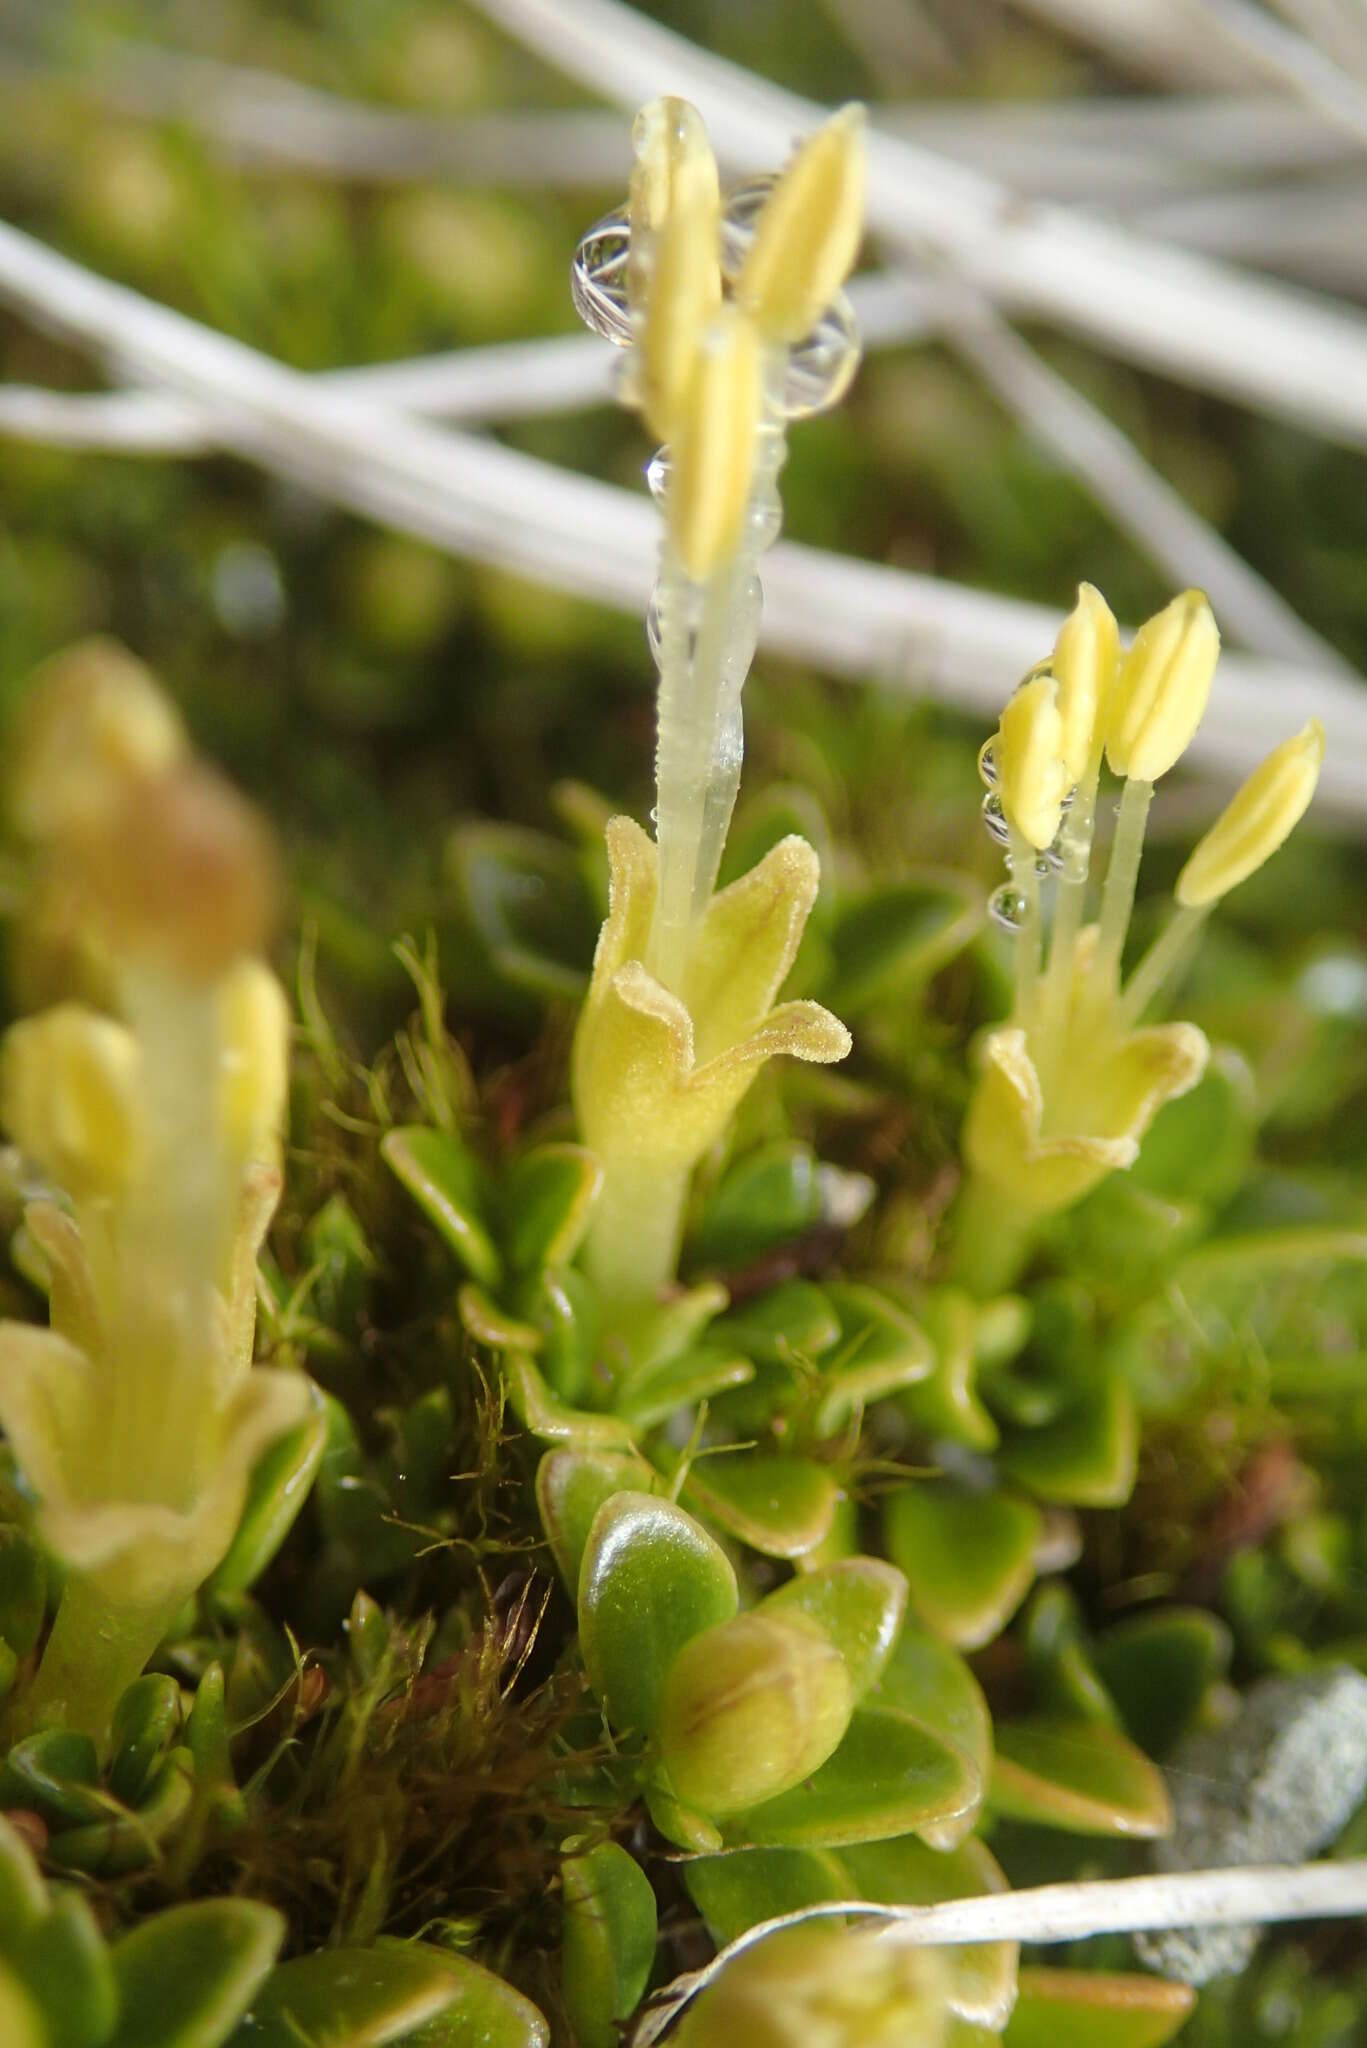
left=677, top=1925, right=951, bottom=2048
left=1177, top=720, right=1325, bottom=908
left=573, top=818, right=849, bottom=1315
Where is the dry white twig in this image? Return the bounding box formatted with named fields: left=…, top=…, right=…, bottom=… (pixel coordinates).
left=631, top=1858, right=1367, bottom=2045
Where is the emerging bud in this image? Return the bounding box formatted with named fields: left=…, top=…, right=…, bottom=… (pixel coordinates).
left=217, top=960, right=291, bottom=1160
left=8, top=639, right=186, bottom=846
left=1176, top=719, right=1324, bottom=908
left=66, top=762, right=280, bottom=984
left=1052, top=582, right=1118, bottom=781
left=737, top=105, right=865, bottom=345
left=1, top=1004, right=141, bottom=1199
left=655, top=1610, right=853, bottom=1816
left=677, top=1925, right=952, bottom=2048
left=668, top=309, right=763, bottom=581
left=996, top=671, right=1071, bottom=851
left=1106, top=590, right=1219, bottom=785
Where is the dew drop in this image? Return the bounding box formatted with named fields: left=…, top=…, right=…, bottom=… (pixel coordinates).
left=570, top=208, right=634, bottom=346
left=779, top=295, right=861, bottom=419
left=980, top=792, right=1010, bottom=846
left=988, top=884, right=1029, bottom=933
left=1035, top=853, right=1054, bottom=879
left=645, top=446, right=672, bottom=503
left=720, top=176, right=777, bottom=277
left=977, top=739, right=999, bottom=788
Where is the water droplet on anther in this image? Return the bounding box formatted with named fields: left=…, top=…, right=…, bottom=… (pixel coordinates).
left=980, top=792, right=1010, bottom=846
left=645, top=447, right=671, bottom=503
left=977, top=740, right=999, bottom=788
left=571, top=208, right=634, bottom=346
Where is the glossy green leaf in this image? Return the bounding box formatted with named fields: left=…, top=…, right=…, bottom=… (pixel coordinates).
left=0, top=1814, right=47, bottom=1930
left=109, top=1675, right=183, bottom=1806
left=1003, top=1968, right=1194, bottom=2048
left=685, top=1844, right=852, bottom=1945
left=230, top=1943, right=548, bottom=2048
left=763, top=1559, right=908, bottom=1699
left=614, top=1345, right=754, bottom=1431
left=561, top=1842, right=657, bottom=2048
left=51, top=1748, right=195, bottom=1875
left=1092, top=1608, right=1232, bottom=1758
left=0, top=1965, right=43, bottom=2048
left=885, top=1485, right=1041, bottom=1650
left=526, top=1266, right=601, bottom=1406
left=991, top=1719, right=1172, bottom=1837
left=578, top=1493, right=737, bottom=1735
left=680, top=1453, right=840, bottom=1561
left=842, top=1834, right=1017, bottom=2028
left=712, top=1280, right=841, bottom=1367
left=448, top=820, right=597, bottom=1004
left=209, top=1380, right=328, bottom=1595
left=1130, top=1048, right=1256, bottom=1208
left=111, top=1900, right=283, bottom=2048
left=691, top=1143, right=824, bottom=1269
left=380, top=1126, right=501, bottom=1287
left=724, top=1704, right=979, bottom=1850
left=505, top=1352, right=636, bottom=1448
left=498, top=1144, right=603, bottom=1274
left=1023, top=1584, right=1118, bottom=1728
left=872, top=1624, right=991, bottom=1851
left=458, top=1283, right=543, bottom=1353
left=825, top=872, right=982, bottom=1012
left=999, top=1370, right=1138, bottom=1509
left=535, top=1448, right=654, bottom=1593
left=902, top=1290, right=1001, bottom=1452
left=0, top=1526, right=46, bottom=1659
left=628, top=1282, right=730, bottom=1375
left=814, top=1283, right=934, bottom=1435
left=0, top=1730, right=105, bottom=1824
left=12, top=1892, right=117, bottom=2048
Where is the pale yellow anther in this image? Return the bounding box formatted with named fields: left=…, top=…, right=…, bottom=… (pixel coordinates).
left=668, top=308, right=762, bottom=582
left=1, top=1004, right=141, bottom=1199
left=996, top=672, right=1072, bottom=851
left=9, top=639, right=186, bottom=845
left=1106, top=590, right=1219, bottom=784
left=735, top=104, right=865, bottom=345
left=1176, top=719, right=1324, bottom=908
left=628, top=98, right=722, bottom=438
left=1052, top=582, right=1118, bottom=781
left=217, top=959, right=290, bottom=1161
left=628, top=97, right=720, bottom=244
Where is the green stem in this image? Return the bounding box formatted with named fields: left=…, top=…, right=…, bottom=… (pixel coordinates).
left=582, top=1156, right=691, bottom=1337
left=16, top=1572, right=184, bottom=1748
left=1091, top=775, right=1153, bottom=998
left=1007, top=825, right=1041, bottom=1028
left=945, top=1173, right=1040, bottom=1298
left=1035, top=763, right=1099, bottom=1096
left=1116, top=901, right=1208, bottom=1030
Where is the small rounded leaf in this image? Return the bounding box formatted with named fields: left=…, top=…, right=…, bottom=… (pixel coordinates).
left=561, top=1842, right=657, bottom=2048
left=762, top=1559, right=907, bottom=1700
left=991, top=1718, right=1173, bottom=1837
left=885, top=1486, right=1041, bottom=1650
left=111, top=1899, right=284, bottom=2048
left=578, top=1493, right=737, bottom=1735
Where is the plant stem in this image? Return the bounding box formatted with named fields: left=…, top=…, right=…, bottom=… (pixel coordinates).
left=1034, top=763, right=1099, bottom=1096
left=16, top=1572, right=183, bottom=1748
left=1007, top=825, right=1041, bottom=1027
left=945, top=1172, right=1038, bottom=1297
left=582, top=1156, right=690, bottom=1336
left=1091, top=774, right=1153, bottom=997
left=1116, top=901, right=1208, bottom=1029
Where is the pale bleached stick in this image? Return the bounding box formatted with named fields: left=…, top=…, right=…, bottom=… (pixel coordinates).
left=471, top=0, right=1367, bottom=452
left=632, top=1858, right=1367, bottom=2046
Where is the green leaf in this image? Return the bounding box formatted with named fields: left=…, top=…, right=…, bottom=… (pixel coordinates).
left=691, top=1143, right=824, bottom=1269
left=1003, top=1968, right=1194, bottom=2048
left=109, top=1675, right=183, bottom=1806
left=723, top=1705, right=979, bottom=1850
left=51, top=1748, right=195, bottom=1876
left=871, top=1625, right=991, bottom=1851
left=111, top=1900, right=283, bottom=2048
left=230, top=1944, right=548, bottom=2048
left=824, top=872, right=982, bottom=1012
left=999, top=1370, right=1137, bottom=1508
left=841, top=1834, right=1017, bottom=2028
left=1091, top=1608, right=1232, bottom=1758
left=447, top=821, right=598, bottom=1005
left=208, top=1380, right=328, bottom=1595
left=763, top=1560, right=908, bottom=1699
left=0, top=1814, right=47, bottom=1931
left=712, top=1281, right=841, bottom=1367
left=901, top=1290, right=1002, bottom=1452
left=497, top=1144, right=603, bottom=1274
left=1023, top=1584, right=1118, bottom=1728
left=1130, top=1048, right=1256, bottom=1209
left=685, top=1845, right=852, bottom=1945
left=535, top=1448, right=654, bottom=1593
left=814, top=1283, right=934, bottom=1436
left=613, top=1346, right=754, bottom=1431
left=884, top=1485, right=1041, bottom=1650
left=561, top=1843, right=657, bottom=2048
left=0, top=1965, right=43, bottom=2048
left=0, top=1527, right=46, bottom=1659
left=458, top=1283, right=543, bottom=1353
left=12, top=1893, right=117, bottom=2048
left=526, top=1267, right=601, bottom=1407
left=381, top=1126, right=501, bottom=1287
left=0, top=1731, right=105, bottom=1824
left=990, top=1719, right=1172, bottom=1837
left=505, top=1353, right=637, bottom=1448
left=578, top=1493, right=737, bottom=1736
left=679, top=1453, right=840, bottom=1561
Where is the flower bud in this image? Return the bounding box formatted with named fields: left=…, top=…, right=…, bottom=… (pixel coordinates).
left=1052, top=582, right=1117, bottom=781
left=736, top=105, right=865, bottom=344
left=8, top=639, right=186, bottom=845
left=676, top=1925, right=952, bottom=2048
left=668, top=308, right=762, bottom=582
left=218, top=959, right=290, bottom=1160
left=1, top=1003, right=141, bottom=1198
left=997, top=672, right=1071, bottom=851
left=655, top=1611, right=853, bottom=1816
left=64, top=762, right=279, bottom=984
left=1176, top=719, right=1324, bottom=908
left=1106, top=590, right=1219, bottom=784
